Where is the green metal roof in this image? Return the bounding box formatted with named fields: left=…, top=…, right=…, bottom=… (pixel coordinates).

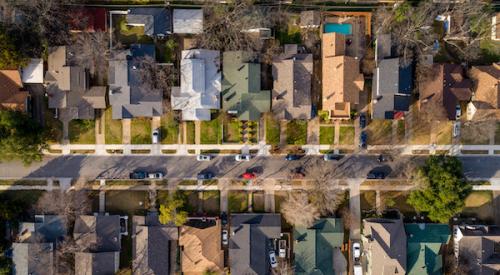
left=405, top=223, right=451, bottom=275
left=294, top=218, right=344, bottom=275
left=222, top=51, right=270, bottom=121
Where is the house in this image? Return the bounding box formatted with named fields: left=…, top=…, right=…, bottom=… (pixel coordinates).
left=222, top=51, right=270, bottom=121
left=11, top=215, right=67, bottom=275
left=466, top=63, right=500, bottom=121
left=492, top=13, right=500, bottom=41
left=179, top=218, right=224, bottom=274
left=321, top=32, right=364, bottom=119
left=229, top=213, right=281, bottom=275
left=69, top=7, right=107, bottom=33
left=21, top=58, right=44, bottom=84
left=294, top=218, right=346, bottom=275
left=73, top=215, right=124, bottom=275
left=171, top=49, right=221, bottom=121
left=272, top=44, right=313, bottom=120
left=45, top=46, right=106, bottom=120
left=418, top=63, right=472, bottom=121
left=126, top=8, right=172, bottom=37
left=371, top=58, right=412, bottom=119
left=300, top=11, right=321, bottom=28
left=362, top=218, right=407, bottom=275
left=108, top=44, right=163, bottom=119
left=405, top=223, right=450, bottom=275
left=173, top=9, right=203, bottom=34
left=0, top=70, right=28, bottom=111
left=454, top=225, right=500, bottom=275
left=375, top=33, right=392, bottom=62
left=132, top=212, right=178, bottom=275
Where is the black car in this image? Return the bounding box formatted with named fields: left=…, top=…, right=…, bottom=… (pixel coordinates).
left=129, top=171, right=147, bottom=179
left=359, top=131, right=368, bottom=148
left=221, top=211, right=228, bottom=225
left=359, top=113, right=367, bottom=129
left=285, top=154, right=301, bottom=161
left=324, top=154, right=342, bottom=161
left=367, top=171, right=386, bottom=179
left=197, top=171, right=214, bottom=180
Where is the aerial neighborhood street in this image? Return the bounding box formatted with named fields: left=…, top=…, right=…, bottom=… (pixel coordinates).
left=0, top=0, right=498, bottom=275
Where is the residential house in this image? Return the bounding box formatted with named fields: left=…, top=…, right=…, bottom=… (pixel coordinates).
left=222, top=51, right=270, bottom=121
left=418, top=63, right=472, bottom=121
left=132, top=212, right=178, bottom=275
left=108, top=44, right=163, bottom=119
left=300, top=11, right=321, bottom=29
left=466, top=63, right=500, bottom=121
left=375, top=33, right=392, bottom=62
left=179, top=218, right=224, bottom=274
left=21, top=58, right=44, bottom=84
left=492, top=12, right=500, bottom=41
left=0, top=70, right=28, bottom=111
left=11, top=215, right=67, bottom=275
left=362, top=218, right=407, bottom=275
left=321, top=32, right=364, bottom=119
left=454, top=225, right=500, bottom=275
left=229, top=213, right=281, bottom=275
left=45, top=46, right=106, bottom=120
left=405, top=223, right=450, bottom=275
left=294, top=218, right=347, bottom=275
left=69, top=7, right=107, bottom=33
left=171, top=49, right=221, bottom=121
left=173, top=9, right=203, bottom=34
left=272, top=44, right=313, bottom=120
left=126, top=8, right=172, bottom=37
left=73, top=215, right=125, bottom=275
left=372, top=58, right=413, bottom=119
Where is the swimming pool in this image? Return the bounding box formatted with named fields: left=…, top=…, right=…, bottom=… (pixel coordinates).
left=324, top=23, right=352, bottom=35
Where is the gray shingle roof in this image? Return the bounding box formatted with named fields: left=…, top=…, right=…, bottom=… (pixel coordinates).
left=128, top=8, right=172, bottom=36
left=12, top=242, right=54, bottom=275
left=73, top=215, right=121, bottom=252
left=74, top=251, right=119, bottom=275
left=173, top=9, right=203, bottom=34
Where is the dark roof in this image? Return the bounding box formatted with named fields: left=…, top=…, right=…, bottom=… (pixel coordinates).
left=128, top=7, right=172, bottom=35
left=229, top=214, right=281, bottom=275
left=443, top=64, right=472, bottom=120
left=75, top=251, right=119, bottom=275
left=398, top=64, right=413, bottom=95
left=394, top=95, right=411, bottom=112
left=73, top=215, right=121, bottom=252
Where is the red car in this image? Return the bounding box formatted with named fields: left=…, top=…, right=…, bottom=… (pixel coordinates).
left=241, top=172, right=256, bottom=179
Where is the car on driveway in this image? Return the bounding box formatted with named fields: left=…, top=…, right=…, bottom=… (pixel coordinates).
left=359, top=113, right=367, bottom=129
left=359, top=131, right=368, bottom=149
left=196, top=154, right=212, bottom=161
left=367, top=171, right=386, bottom=179
left=269, top=250, right=278, bottom=268
left=278, top=240, right=287, bottom=258
left=152, top=128, right=160, bottom=144
left=324, top=154, right=342, bottom=161
left=285, top=154, right=301, bottom=161
left=235, top=154, right=251, bottom=162
left=197, top=171, right=214, bottom=180
left=222, top=229, right=228, bottom=245
left=241, top=172, right=256, bottom=180
left=221, top=212, right=227, bottom=225
left=148, top=172, right=164, bottom=179
left=129, top=171, right=147, bottom=179
left=353, top=242, right=361, bottom=262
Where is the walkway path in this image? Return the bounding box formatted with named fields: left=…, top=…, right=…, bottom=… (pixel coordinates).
left=194, top=121, right=201, bottom=145
left=307, top=117, right=320, bottom=145
left=122, top=119, right=131, bottom=144
left=334, top=121, right=340, bottom=145
left=95, top=110, right=105, bottom=145
left=280, top=121, right=287, bottom=146
left=348, top=178, right=362, bottom=240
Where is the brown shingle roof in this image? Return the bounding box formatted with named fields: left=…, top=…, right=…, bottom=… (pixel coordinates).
left=0, top=70, right=28, bottom=111
left=468, top=63, right=500, bottom=121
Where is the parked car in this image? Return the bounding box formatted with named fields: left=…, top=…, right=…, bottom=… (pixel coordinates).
left=353, top=264, right=363, bottom=275
left=197, top=171, right=214, bottom=180
left=367, top=171, right=386, bottom=179
left=453, top=122, right=460, bottom=138
left=129, top=171, right=147, bottom=179
left=235, top=154, right=251, bottom=162
left=455, top=104, right=461, bottom=120
left=359, top=113, right=367, bottom=129
left=285, top=154, right=301, bottom=161
left=241, top=172, right=256, bottom=180
left=196, top=154, right=212, bottom=161
left=359, top=131, right=368, bottom=149
left=353, top=242, right=361, bottom=262
left=377, top=154, right=392, bottom=163
left=278, top=240, right=286, bottom=258
left=152, top=128, right=160, bottom=144
left=222, top=229, right=228, bottom=245
left=269, top=250, right=278, bottom=268
left=221, top=212, right=227, bottom=225
left=148, top=172, right=164, bottom=179
left=324, top=154, right=342, bottom=161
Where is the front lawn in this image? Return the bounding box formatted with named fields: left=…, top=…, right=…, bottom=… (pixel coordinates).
left=105, top=191, right=148, bottom=215
left=339, top=126, right=355, bottom=145
left=131, top=118, right=151, bottom=144
left=252, top=192, right=265, bottom=213
left=286, top=120, right=307, bottom=145
left=228, top=191, right=249, bottom=213
left=69, top=119, right=95, bottom=144
left=185, top=121, right=195, bottom=144
left=366, top=120, right=392, bottom=145
left=200, top=112, right=222, bottom=144
left=409, top=119, right=431, bottom=145
left=105, top=108, right=122, bottom=144
left=266, top=115, right=280, bottom=145
left=395, top=120, right=405, bottom=144
left=202, top=191, right=220, bottom=215
left=495, top=123, right=500, bottom=145
left=44, top=103, right=63, bottom=144
left=360, top=191, right=376, bottom=217
left=435, top=121, right=452, bottom=145
left=161, top=112, right=179, bottom=144
left=462, top=191, right=494, bottom=222
left=223, top=118, right=241, bottom=143
left=319, top=126, right=334, bottom=145
left=461, top=122, right=490, bottom=145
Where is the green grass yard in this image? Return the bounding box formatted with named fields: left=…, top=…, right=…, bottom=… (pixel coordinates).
left=160, top=112, right=179, bottom=144
left=200, top=113, right=222, bottom=144
left=265, top=115, right=280, bottom=145
left=69, top=119, right=95, bottom=144
left=185, top=121, right=195, bottom=144
left=339, top=126, right=355, bottom=145
left=113, top=14, right=154, bottom=44
left=228, top=191, right=249, bottom=213
left=131, top=118, right=151, bottom=144
left=286, top=120, right=307, bottom=145
left=104, top=108, right=122, bottom=144
left=223, top=118, right=241, bottom=143
left=320, top=126, right=335, bottom=145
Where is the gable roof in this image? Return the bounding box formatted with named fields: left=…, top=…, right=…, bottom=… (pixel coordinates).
left=173, top=9, right=203, bottom=34
left=18, top=215, right=67, bottom=244
left=229, top=214, right=281, bottom=275
left=456, top=225, right=500, bottom=275
left=180, top=219, right=224, bottom=274
left=75, top=251, right=119, bottom=275
left=222, top=51, right=270, bottom=121
left=468, top=63, right=500, bottom=121
left=272, top=45, right=313, bottom=120
left=362, top=218, right=407, bottom=275
left=294, top=218, right=345, bottom=275
left=127, top=8, right=171, bottom=36
left=73, top=215, right=121, bottom=252
left=405, top=223, right=450, bottom=275
left=0, top=69, right=28, bottom=111
left=21, top=58, right=44, bottom=84
left=171, top=49, right=221, bottom=121
left=12, top=242, right=54, bottom=275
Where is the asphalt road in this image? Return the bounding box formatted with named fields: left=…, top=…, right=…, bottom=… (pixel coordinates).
left=0, top=155, right=498, bottom=180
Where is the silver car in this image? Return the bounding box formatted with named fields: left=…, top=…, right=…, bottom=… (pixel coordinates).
left=196, top=154, right=212, bottom=161
left=235, top=154, right=251, bottom=162
left=269, top=250, right=278, bottom=268
left=222, top=229, right=228, bottom=245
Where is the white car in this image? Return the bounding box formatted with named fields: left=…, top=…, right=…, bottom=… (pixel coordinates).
left=222, top=229, right=228, bottom=245
left=453, top=122, right=460, bottom=138
left=196, top=154, right=212, bottom=161
left=353, top=264, right=363, bottom=275
left=353, top=242, right=361, bottom=262
left=152, top=129, right=160, bottom=144
left=148, top=172, right=164, bottom=179
left=235, top=154, right=251, bottom=162
left=278, top=240, right=286, bottom=258
left=269, top=250, right=278, bottom=268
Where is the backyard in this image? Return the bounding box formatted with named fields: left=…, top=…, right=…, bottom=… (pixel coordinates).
left=69, top=119, right=95, bottom=144
left=200, top=112, right=222, bottom=144
left=286, top=120, right=307, bottom=145
left=320, top=126, right=335, bottom=145
left=113, top=14, right=154, bottom=44
left=131, top=118, right=152, bottom=144
left=105, top=108, right=122, bottom=144
left=266, top=115, right=280, bottom=145
left=161, top=112, right=179, bottom=144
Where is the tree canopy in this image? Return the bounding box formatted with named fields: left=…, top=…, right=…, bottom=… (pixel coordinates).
left=0, top=110, right=46, bottom=164
left=0, top=27, right=28, bottom=69
left=408, top=155, right=471, bottom=223
left=159, top=194, right=188, bottom=226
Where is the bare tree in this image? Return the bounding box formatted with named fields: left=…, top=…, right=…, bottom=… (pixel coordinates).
left=306, top=163, right=347, bottom=216
left=280, top=192, right=319, bottom=227
left=35, top=189, right=91, bottom=226
left=70, top=31, right=110, bottom=85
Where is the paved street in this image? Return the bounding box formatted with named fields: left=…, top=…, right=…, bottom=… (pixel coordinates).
left=0, top=155, right=499, bottom=181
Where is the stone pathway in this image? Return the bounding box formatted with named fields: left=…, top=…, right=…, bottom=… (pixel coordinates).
left=122, top=119, right=131, bottom=144
left=95, top=110, right=105, bottom=145
left=334, top=121, right=340, bottom=145
left=62, top=121, right=69, bottom=144
left=307, top=117, right=320, bottom=145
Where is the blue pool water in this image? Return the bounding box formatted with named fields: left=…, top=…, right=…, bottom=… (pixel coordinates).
left=323, top=23, right=352, bottom=35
